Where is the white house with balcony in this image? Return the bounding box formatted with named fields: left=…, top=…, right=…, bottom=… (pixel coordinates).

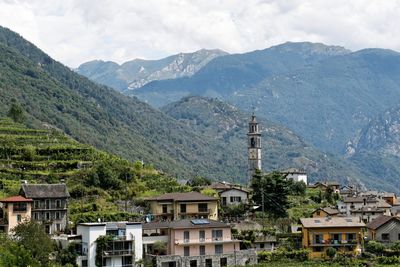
left=76, top=222, right=142, bottom=267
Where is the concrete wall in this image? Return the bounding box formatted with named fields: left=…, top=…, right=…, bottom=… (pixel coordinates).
left=149, top=249, right=257, bottom=267
left=77, top=224, right=107, bottom=267
left=126, top=223, right=143, bottom=262
left=286, top=174, right=308, bottom=185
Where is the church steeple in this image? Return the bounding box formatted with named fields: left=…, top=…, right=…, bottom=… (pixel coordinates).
left=247, top=114, right=261, bottom=181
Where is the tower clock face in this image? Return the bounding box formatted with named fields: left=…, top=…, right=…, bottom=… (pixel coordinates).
left=249, top=149, right=258, bottom=159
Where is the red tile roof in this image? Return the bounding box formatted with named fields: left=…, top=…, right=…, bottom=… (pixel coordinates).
left=0, top=195, right=33, bottom=203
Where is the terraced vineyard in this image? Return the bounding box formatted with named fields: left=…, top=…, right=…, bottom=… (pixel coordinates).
left=0, top=118, right=106, bottom=195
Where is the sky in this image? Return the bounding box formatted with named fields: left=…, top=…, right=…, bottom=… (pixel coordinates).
left=1, top=0, right=400, bottom=68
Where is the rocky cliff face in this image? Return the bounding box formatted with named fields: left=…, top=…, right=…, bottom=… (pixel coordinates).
left=76, top=49, right=227, bottom=92
left=350, top=106, right=400, bottom=156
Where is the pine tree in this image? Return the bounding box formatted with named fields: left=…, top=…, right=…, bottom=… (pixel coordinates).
left=7, top=98, right=25, bottom=123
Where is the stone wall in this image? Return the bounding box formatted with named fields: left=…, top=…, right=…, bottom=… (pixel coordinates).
left=146, top=249, right=257, bottom=267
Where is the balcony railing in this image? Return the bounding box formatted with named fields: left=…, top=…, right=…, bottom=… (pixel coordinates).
left=312, top=239, right=358, bottom=246
left=103, top=249, right=134, bottom=256
left=175, top=237, right=235, bottom=244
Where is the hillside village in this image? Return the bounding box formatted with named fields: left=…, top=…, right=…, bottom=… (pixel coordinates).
left=2, top=114, right=400, bottom=267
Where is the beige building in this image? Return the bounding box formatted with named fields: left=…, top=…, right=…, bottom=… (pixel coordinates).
left=147, top=192, right=218, bottom=220
left=0, top=195, right=32, bottom=234
left=143, top=219, right=257, bottom=267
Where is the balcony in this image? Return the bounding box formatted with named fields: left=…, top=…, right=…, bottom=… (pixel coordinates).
left=175, top=237, right=237, bottom=245
left=143, top=235, right=169, bottom=244
left=311, top=239, right=358, bottom=246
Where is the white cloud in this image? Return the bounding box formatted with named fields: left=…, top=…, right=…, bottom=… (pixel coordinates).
left=1, top=0, right=400, bottom=67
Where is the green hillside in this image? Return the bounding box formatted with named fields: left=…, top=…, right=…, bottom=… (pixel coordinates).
left=162, top=96, right=399, bottom=192
left=0, top=118, right=189, bottom=223
left=0, top=26, right=245, bottom=181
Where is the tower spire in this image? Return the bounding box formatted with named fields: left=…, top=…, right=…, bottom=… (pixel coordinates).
left=247, top=113, right=261, bottom=182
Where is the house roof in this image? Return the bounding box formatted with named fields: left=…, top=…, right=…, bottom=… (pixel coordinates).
left=0, top=195, right=33, bottom=203
left=21, top=184, right=70, bottom=199
left=367, top=215, right=400, bottom=230
left=209, top=182, right=250, bottom=193
left=343, top=196, right=378, bottom=203
left=143, top=219, right=230, bottom=230
left=301, top=217, right=365, bottom=228
left=147, top=191, right=216, bottom=202
left=281, top=168, right=306, bottom=174
left=314, top=207, right=339, bottom=215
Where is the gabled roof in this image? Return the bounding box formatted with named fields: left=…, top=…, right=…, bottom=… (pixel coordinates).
left=209, top=182, right=249, bottom=193
left=301, top=217, right=365, bottom=228
left=313, top=207, right=339, bottom=215
left=343, top=196, right=378, bottom=203
left=147, top=191, right=216, bottom=202
left=0, top=195, right=33, bottom=203
left=21, top=184, right=70, bottom=199
left=281, top=168, right=306, bottom=174
left=367, top=215, right=400, bottom=230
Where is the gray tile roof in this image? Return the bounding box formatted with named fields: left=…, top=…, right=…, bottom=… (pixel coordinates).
left=148, top=191, right=216, bottom=202
left=21, top=183, right=70, bottom=199
left=301, top=217, right=365, bottom=228
left=367, top=215, right=400, bottom=230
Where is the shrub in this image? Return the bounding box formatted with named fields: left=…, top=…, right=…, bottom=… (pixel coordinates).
left=326, top=247, right=336, bottom=259
left=258, top=249, right=309, bottom=262
left=377, top=256, right=400, bottom=264
left=365, top=240, right=385, bottom=255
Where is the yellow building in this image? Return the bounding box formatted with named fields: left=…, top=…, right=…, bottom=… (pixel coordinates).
left=300, top=217, right=365, bottom=259
left=0, top=195, right=33, bottom=234
left=147, top=192, right=218, bottom=220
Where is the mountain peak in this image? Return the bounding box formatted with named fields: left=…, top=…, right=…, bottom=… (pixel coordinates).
left=268, top=41, right=351, bottom=56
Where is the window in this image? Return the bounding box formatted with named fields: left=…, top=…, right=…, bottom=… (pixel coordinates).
left=347, top=233, right=355, bottom=241
left=398, top=233, right=400, bottom=240
left=184, top=231, right=190, bottom=243
left=199, top=230, right=205, bottom=242
left=190, top=260, right=197, bottom=267
left=45, top=199, right=50, bottom=209
left=199, top=245, right=205, bottom=255
left=180, top=204, right=186, bottom=213
left=382, top=233, right=390, bottom=240
left=13, top=202, right=27, bottom=212
left=212, top=230, right=223, bottom=241
left=198, top=203, right=208, bottom=213
left=230, top=196, right=241, bottom=203
left=215, top=244, right=223, bottom=254
left=56, top=224, right=61, bottom=232
left=34, top=200, right=40, bottom=209
left=81, top=260, right=88, bottom=267
left=220, top=258, right=227, bottom=267
left=33, top=212, right=39, bottom=220
left=260, top=243, right=264, bottom=249
left=205, top=259, right=212, bottom=267
left=56, top=200, right=61, bottom=208
left=45, top=212, right=50, bottom=220
left=316, top=211, right=320, bottom=216
left=17, top=214, right=22, bottom=222
left=184, top=246, right=190, bottom=256
left=162, top=205, right=168, bottom=214
left=314, top=234, right=322, bottom=244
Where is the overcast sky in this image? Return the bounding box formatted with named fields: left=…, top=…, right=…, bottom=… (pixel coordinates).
left=1, top=0, right=399, bottom=68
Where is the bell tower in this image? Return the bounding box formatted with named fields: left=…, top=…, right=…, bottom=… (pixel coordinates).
left=247, top=114, right=261, bottom=181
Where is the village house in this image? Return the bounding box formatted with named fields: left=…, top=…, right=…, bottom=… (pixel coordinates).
left=367, top=215, right=400, bottom=244
left=75, top=222, right=143, bottom=267
left=0, top=195, right=32, bottom=234
left=337, top=196, right=392, bottom=223
left=311, top=207, right=340, bottom=218
left=20, top=183, right=70, bottom=234
left=144, top=219, right=257, bottom=267
left=147, top=192, right=218, bottom=221
left=209, top=182, right=249, bottom=206
left=300, top=217, right=365, bottom=259
left=308, top=181, right=340, bottom=194
left=281, top=168, right=308, bottom=185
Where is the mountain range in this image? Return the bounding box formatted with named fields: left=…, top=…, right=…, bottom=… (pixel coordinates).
left=2, top=25, right=400, bottom=192
left=76, top=49, right=227, bottom=92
